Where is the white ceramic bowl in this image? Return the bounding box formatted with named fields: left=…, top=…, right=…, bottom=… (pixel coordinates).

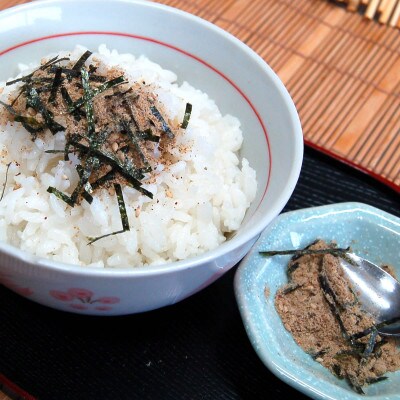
left=0, top=0, right=303, bottom=315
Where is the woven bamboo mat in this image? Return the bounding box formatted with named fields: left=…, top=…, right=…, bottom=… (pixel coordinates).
left=0, top=0, right=399, bottom=193
left=152, top=0, right=400, bottom=191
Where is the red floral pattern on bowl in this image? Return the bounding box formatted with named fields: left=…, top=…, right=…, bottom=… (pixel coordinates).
left=49, top=288, right=120, bottom=311
left=0, top=273, right=34, bottom=297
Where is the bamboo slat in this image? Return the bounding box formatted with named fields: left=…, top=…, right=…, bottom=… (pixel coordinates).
left=0, top=0, right=29, bottom=8
left=0, top=0, right=398, bottom=193
left=341, top=0, right=400, bottom=26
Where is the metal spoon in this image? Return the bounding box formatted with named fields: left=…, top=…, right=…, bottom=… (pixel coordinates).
left=340, top=253, right=400, bottom=337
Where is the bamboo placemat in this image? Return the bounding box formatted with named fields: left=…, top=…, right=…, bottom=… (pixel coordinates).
left=152, top=0, right=400, bottom=191
left=1, top=0, right=399, bottom=192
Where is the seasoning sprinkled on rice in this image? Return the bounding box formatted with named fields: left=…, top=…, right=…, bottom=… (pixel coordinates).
left=0, top=45, right=257, bottom=268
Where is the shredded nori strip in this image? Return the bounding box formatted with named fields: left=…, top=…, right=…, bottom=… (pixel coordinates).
left=45, top=150, right=64, bottom=154
left=150, top=105, right=174, bottom=139
left=48, top=67, right=63, bottom=104
left=0, top=162, right=12, bottom=202
left=60, top=86, right=74, bottom=107
left=76, top=165, right=94, bottom=204
left=72, top=50, right=92, bottom=71
left=309, top=348, right=329, bottom=360
left=80, top=68, right=95, bottom=137
left=90, top=170, right=116, bottom=191
left=138, top=128, right=160, bottom=142
left=333, top=349, right=363, bottom=359
left=287, top=261, right=301, bottom=278
left=10, top=88, right=25, bottom=106
left=26, top=87, right=65, bottom=134
left=116, top=183, right=130, bottom=232
left=331, top=364, right=342, bottom=378
left=319, top=272, right=354, bottom=344
left=0, top=100, right=44, bottom=135
left=120, top=119, right=151, bottom=172
left=181, top=102, right=192, bottom=129
left=346, top=376, right=364, bottom=395
left=365, top=376, right=388, bottom=384
left=6, top=56, right=70, bottom=86
left=47, top=186, right=75, bottom=207
left=260, top=247, right=350, bottom=257
left=360, top=328, right=379, bottom=363
left=88, top=74, right=108, bottom=83
left=14, top=115, right=45, bottom=135
left=349, top=316, right=400, bottom=341
left=282, top=283, right=303, bottom=295
left=61, top=87, right=84, bottom=121
left=0, top=99, right=17, bottom=115
left=87, top=183, right=129, bottom=244
left=70, top=156, right=99, bottom=205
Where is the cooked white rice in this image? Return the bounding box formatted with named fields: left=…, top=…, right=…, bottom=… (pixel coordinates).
left=0, top=45, right=257, bottom=268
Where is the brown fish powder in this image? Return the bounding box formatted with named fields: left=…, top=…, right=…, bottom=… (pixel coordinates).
left=274, top=240, right=400, bottom=392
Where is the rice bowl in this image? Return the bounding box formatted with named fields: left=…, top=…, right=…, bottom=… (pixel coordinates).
left=0, top=0, right=302, bottom=315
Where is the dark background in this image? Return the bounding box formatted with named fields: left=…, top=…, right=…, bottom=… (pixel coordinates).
left=0, top=146, right=399, bottom=400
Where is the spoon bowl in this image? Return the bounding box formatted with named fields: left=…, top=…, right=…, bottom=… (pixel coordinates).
left=340, top=253, right=400, bottom=337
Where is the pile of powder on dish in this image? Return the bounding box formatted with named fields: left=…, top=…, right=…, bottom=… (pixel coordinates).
left=274, top=239, right=400, bottom=394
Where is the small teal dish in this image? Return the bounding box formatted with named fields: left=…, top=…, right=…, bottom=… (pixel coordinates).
left=234, top=202, right=400, bottom=400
